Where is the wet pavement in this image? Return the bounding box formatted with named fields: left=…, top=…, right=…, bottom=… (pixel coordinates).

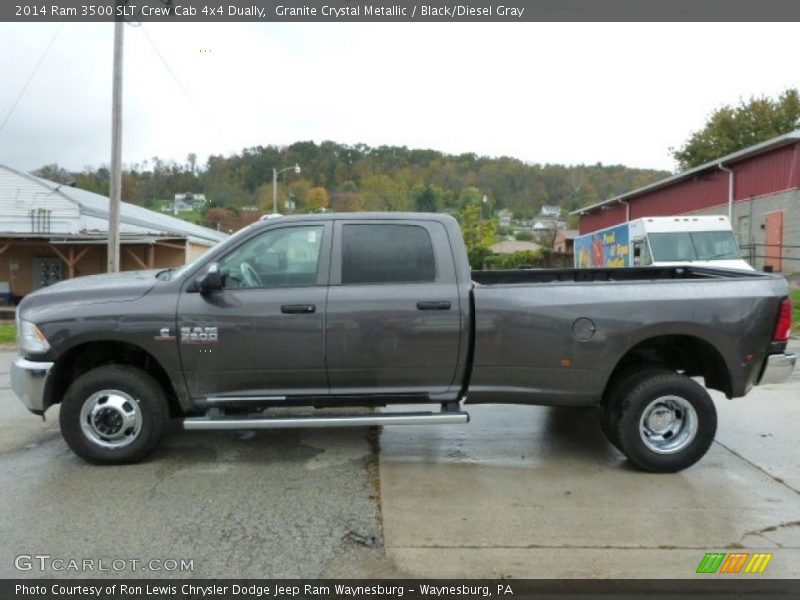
left=379, top=341, right=800, bottom=578
left=0, top=351, right=386, bottom=579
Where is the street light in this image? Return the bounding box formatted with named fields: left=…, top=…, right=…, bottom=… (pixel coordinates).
left=272, top=163, right=301, bottom=215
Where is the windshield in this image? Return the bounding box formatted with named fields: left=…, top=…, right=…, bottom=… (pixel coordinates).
left=648, top=231, right=741, bottom=262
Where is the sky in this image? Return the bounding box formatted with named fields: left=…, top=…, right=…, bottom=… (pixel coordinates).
left=0, top=22, right=799, bottom=174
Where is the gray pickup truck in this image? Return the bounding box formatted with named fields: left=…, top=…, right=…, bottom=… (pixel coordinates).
left=11, top=213, right=796, bottom=471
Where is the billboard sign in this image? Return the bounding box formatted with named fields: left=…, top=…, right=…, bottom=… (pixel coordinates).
left=575, top=223, right=631, bottom=268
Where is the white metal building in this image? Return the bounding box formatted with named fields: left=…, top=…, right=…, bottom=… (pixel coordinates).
left=0, top=164, right=227, bottom=298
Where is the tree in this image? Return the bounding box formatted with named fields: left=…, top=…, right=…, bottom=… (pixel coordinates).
left=306, top=187, right=329, bottom=211
left=256, top=184, right=272, bottom=212
left=412, top=184, right=442, bottom=212
left=32, top=163, right=72, bottom=184
left=457, top=186, right=482, bottom=209
left=121, top=173, right=140, bottom=204
left=203, top=207, right=237, bottom=232
left=361, top=174, right=409, bottom=211
left=41, top=140, right=670, bottom=227
left=459, top=199, right=496, bottom=269
left=332, top=181, right=365, bottom=212
left=288, top=178, right=313, bottom=209
left=672, top=89, right=800, bottom=170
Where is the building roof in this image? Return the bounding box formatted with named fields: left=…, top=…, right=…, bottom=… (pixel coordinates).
left=571, top=129, right=800, bottom=216
left=556, top=229, right=578, bottom=240
left=489, top=239, right=542, bottom=254
left=0, top=164, right=227, bottom=246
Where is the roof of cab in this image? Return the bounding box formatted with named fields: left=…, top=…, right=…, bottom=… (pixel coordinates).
left=254, top=212, right=458, bottom=224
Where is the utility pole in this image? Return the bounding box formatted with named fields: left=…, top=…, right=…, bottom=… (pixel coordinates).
left=272, top=167, right=278, bottom=215
left=108, top=16, right=124, bottom=272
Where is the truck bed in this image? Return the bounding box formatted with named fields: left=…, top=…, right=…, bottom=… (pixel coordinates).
left=471, top=265, right=767, bottom=286
left=467, top=266, right=787, bottom=408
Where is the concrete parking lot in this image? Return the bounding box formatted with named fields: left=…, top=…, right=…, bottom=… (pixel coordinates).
left=0, top=344, right=798, bottom=578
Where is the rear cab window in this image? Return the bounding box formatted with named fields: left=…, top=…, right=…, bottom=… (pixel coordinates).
left=341, top=223, right=436, bottom=284
left=331, top=219, right=459, bottom=286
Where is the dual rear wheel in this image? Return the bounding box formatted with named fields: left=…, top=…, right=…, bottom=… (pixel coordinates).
left=599, top=367, right=717, bottom=472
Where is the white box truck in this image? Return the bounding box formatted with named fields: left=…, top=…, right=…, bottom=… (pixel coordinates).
left=575, top=215, right=753, bottom=271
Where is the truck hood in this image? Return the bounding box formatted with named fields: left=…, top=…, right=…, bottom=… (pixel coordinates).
left=20, top=269, right=161, bottom=313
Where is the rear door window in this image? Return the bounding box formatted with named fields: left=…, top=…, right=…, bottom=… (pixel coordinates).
left=341, top=224, right=436, bottom=284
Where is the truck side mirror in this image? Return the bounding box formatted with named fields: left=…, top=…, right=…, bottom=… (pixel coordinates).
left=197, top=262, right=222, bottom=294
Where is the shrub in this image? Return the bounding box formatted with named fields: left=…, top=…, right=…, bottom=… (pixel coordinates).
left=482, top=249, right=573, bottom=271
left=468, top=246, right=493, bottom=270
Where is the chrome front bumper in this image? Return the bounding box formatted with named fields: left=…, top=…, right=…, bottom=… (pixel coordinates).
left=10, top=357, right=54, bottom=414
left=759, top=352, right=797, bottom=385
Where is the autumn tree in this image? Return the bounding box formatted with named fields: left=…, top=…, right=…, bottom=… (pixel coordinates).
left=332, top=181, right=365, bottom=212
left=203, top=207, right=237, bottom=232
left=33, top=141, right=670, bottom=224
left=459, top=199, right=496, bottom=269
left=306, top=187, right=330, bottom=211
left=361, top=174, right=410, bottom=211
left=256, top=184, right=272, bottom=212
left=288, top=178, right=313, bottom=209
left=121, top=173, right=141, bottom=204
left=672, top=88, right=800, bottom=170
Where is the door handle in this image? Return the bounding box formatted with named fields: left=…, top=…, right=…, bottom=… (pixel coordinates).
left=416, top=301, right=451, bottom=311
left=281, top=304, right=316, bottom=314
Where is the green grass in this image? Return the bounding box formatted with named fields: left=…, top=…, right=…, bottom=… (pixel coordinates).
left=151, top=201, right=205, bottom=225
left=0, top=322, right=15, bottom=344
left=791, top=289, right=800, bottom=334
left=173, top=208, right=204, bottom=224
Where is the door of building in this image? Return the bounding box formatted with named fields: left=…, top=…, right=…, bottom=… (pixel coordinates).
left=764, top=211, right=784, bottom=272
left=33, top=257, right=64, bottom=290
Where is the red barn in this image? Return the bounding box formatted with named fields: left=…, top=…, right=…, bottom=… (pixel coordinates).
left=573, top=131, right=800, bottom=274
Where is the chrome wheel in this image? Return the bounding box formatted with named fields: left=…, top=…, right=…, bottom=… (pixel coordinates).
left=79, top=390, right=142, bottom=449
left=638, top=395, right=698, bottom=454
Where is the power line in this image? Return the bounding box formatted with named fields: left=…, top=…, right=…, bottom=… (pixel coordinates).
left=0, top=23, right=64, bottom=132
left=138, top=24, right=197, bottom=109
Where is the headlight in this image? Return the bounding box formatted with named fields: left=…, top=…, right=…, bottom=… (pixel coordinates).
left=18, top=320, right=50, bottom=354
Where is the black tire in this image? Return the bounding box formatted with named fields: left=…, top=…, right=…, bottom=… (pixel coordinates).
left=599, top=365, right=665, bottom=451
left=59, top=365, right=168, bottom=465
left=597, top=401, right=619, bottom=450
left=613, top=370, right=717, bottom=473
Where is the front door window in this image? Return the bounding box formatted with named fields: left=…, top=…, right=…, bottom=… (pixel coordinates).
left=218, top=225, right=324, bottom=289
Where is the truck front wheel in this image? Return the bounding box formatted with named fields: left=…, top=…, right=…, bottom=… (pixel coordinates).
left=59, top=365, right=168, bottom=464
left=613, top=370, right=717, bottom=473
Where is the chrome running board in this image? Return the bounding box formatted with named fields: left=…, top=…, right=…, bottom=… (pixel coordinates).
left=183, top=411, right=469, bottom=430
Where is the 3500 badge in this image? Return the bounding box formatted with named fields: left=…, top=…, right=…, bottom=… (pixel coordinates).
left=180, top=327, right=218, bottom=344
